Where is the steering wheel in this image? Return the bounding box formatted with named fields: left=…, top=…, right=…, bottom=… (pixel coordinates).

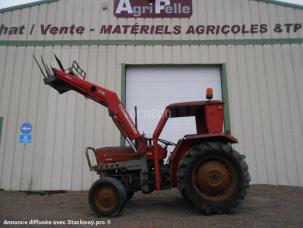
left=158, top=138, right=176, bottom=146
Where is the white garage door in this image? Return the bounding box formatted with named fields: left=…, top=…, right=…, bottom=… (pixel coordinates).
left=126, top=66, right=222, bottom=148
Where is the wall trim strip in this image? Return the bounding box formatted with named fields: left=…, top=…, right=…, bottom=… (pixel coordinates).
left=0, top=38, right=302, bottom=47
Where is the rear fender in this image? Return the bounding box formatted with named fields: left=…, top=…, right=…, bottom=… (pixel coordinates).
left=169, top=134, right=238, bottom=187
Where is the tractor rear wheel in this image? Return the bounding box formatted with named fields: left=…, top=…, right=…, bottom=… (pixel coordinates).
left=177, top=142, right=250, bottom=214
left=88, top=177, right=127, bottom=217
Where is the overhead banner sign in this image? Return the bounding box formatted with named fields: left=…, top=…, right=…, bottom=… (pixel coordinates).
left=0, top=23, right=302, bottom=36
left=114, top=0, right=193, bottom=18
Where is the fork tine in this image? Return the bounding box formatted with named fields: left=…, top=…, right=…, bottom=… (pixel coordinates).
left=41, top=56, right=52, bottom=77
left=33, top=54, right=47, bottom=79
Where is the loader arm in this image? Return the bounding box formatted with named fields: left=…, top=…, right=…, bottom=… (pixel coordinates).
left=35, top=55, right=146, bottom=155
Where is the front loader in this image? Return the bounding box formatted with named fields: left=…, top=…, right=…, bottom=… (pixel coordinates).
left=35, top=55, right=250, bottom=217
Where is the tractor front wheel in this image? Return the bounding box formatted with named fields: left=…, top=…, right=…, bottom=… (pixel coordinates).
left=88, top=177, right=127, bottom=217
left=177, top=142, right=250, bottom=214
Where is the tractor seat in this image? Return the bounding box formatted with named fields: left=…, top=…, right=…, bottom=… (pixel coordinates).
left=96, top=146, right=136, bottom=163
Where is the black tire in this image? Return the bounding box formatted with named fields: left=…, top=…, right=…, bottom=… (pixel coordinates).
left=88, top=177, right=127, bottom=217
left=177, top=142, right=250, bottom=215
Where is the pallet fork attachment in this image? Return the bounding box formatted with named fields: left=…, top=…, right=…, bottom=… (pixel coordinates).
left=34, top=53, right=146, bottom=155
left=33, top=54, right=86, bottom=94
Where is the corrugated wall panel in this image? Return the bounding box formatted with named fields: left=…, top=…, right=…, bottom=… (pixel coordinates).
left=0, top=47, right=18, bottom=189
left=1, top=0, right=302, bottom=41
left=1, top=44, right=303, bottom=190
left=0, top=0, right=303, bottom=190
left=282, top=44, right=303, bottom=185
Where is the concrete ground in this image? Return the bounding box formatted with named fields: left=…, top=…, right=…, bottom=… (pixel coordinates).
left=0, top=185, right=303, bottom=228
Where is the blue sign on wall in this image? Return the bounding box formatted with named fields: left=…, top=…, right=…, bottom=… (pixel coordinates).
left=19, top=122, right=33, bottom=144
left=20, top=122, right=32, bottom=135
left=19, top=134, right=32, bottom=144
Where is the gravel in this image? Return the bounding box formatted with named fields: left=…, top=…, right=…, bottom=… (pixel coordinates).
left=0, top=185, right=303, bottom=228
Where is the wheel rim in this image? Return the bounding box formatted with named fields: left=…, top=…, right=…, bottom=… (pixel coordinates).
left=192, top=157, right=238, bottom=201
left=94, top=184, right=118, bottom=212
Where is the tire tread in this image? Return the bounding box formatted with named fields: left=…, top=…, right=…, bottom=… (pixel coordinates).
left=177, top=142, right=250, bottom=215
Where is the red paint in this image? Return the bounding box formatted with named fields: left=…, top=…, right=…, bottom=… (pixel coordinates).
left=96, top=145, right=167, bottom=163
left=114, top=0, right=192, bottom=18
left=152, top=109, right=169, bottom=191
left=205, top=103, right=224, bottom=134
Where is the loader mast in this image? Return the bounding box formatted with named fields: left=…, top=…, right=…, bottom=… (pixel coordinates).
left=35, top=55, right=146, bottom=155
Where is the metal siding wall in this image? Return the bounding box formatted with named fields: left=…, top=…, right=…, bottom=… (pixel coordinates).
left=0, top=0, right=302, bottom=190
left=1, top=0, right=302, bottom=41
left=0, top=44, right=303, bottom=190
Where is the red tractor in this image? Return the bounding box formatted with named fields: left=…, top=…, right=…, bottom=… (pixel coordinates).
left=35, top=55, right=250, bottom=217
